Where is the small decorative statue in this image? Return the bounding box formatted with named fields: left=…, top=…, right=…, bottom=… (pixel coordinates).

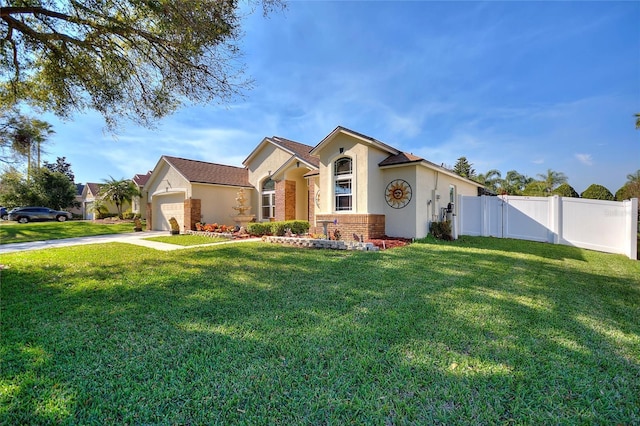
left=169, top=217, right=180, bottom=235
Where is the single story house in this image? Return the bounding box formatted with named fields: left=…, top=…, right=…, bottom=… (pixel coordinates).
left=80, top=182, right=132, bottom=219
left=132, top=171, right=152, bottom=218
left=143, top=126, right=482, bottom=239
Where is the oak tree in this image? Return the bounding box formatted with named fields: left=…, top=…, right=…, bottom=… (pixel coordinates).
left=1, top=1, right=282, bottom=130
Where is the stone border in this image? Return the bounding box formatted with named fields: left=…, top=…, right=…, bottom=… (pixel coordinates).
left=185, top=230, right=235, bottom=239
left=184, top=231, right=380, bottom=251
left=265, top=236, right=379, bottom=251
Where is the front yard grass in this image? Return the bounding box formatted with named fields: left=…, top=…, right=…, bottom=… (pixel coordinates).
left=143, top=234, right=231, bottom=246
left=1, top=237, right=638, bottom=424
left=0, top=221, right=139, bottom=244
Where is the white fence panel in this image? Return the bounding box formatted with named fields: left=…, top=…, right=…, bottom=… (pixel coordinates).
left=458, top=195, right=484, bottom=236
left=456, top=195, right=638, bottom=260
left=458, top=195, right=504, bottom=237
left=503, top=196, right=552, bottom=243
left=560, top=197, right=635, bottom=256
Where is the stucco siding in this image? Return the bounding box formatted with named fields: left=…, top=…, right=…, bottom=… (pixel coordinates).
left=382, top=166, right=419, bottom=238
left=246, top=143, right=292, bottom=188
left=192, top=184, right=253, bottom=226
left=146, top=162, right=191, bottom=199
left=316, top=133, right=393, bottom=215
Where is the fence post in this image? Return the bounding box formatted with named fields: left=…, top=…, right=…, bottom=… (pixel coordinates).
left=481, top=195, right=488, bottom=237
left=456, top=194, right=462, bottom=238
left=552, top=196, right=562, bottom=245
left=625, top=198, right=638, bottom=260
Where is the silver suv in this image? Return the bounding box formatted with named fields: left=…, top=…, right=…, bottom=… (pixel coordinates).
left=8, top=207, right=72, bottom=223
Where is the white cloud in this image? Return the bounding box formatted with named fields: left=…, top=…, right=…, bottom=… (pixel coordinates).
left=575, top=153, right=593, bottom=166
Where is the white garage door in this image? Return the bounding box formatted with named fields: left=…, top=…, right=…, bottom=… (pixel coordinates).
left=154, top=193, right=185, bottom=231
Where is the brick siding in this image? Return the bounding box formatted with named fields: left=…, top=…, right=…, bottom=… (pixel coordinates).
left=184, top=198, right=201, bottom=231
left=314, top=214, right=386, bottom=241
left=146, top=203, right=152, bottom=230
left=275, top=180, right=296, bottom=221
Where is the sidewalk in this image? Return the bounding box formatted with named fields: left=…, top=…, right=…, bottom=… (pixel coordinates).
left=0, top=231, right=261, bottom=254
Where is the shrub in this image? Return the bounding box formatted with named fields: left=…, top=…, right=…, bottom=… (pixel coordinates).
left=615, top=181, right=640, bottom=201
left=552, top=183, right=579, bottom=198
left=430, top=220, right=452, bottom=240
left=287, top=220, right=310, bottom=235
left=581, top=184, right=614, bottom=200
left=272, top=221, right=287, bottom=236
left=246, top=220, right=310, bottom=237
left=247, top=222, right=273, bottom=236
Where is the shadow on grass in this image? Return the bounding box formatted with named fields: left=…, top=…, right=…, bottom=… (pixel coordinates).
left=414, top=234, right=590, bottom=262
left=1, top=240, right=639, bottom=423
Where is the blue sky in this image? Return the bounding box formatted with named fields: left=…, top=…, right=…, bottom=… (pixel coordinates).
left=40, top=1, right=639, bottom=194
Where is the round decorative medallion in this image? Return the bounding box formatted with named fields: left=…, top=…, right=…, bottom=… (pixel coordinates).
left=385, top=179, right=412, bottom=209
left=315, top=190, right=320, bottom=208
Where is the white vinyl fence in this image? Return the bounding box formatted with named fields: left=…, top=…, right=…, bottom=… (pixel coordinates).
left=456, top=195, right=638, bottom=259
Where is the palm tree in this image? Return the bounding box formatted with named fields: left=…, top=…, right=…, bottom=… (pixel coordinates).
left=476, top=169, right=502, bottom=193
left=5, top=114, right=54, bottom=179
left=502, top=170, right=530, bottom=195
left=626, top=169, right=640, bottom=184
left=99, top=177, right=140, bottom=219
left=536, top=169, right=568, bottom=195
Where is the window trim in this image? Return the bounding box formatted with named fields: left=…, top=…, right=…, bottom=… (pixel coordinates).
left=261, top=178, right=276, bottom=220
left=333, top=156, right=353, bottom=212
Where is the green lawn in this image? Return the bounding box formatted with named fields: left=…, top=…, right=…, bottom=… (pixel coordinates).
left=144, top=234, right=231, bottom=246
left=0, top=221, right=140, bottom=244
left=1, top=237, right=638, bottom=424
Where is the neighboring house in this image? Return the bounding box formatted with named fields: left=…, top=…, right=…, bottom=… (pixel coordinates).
left=143, top=126, right=482, bottom=238
left=81, top=183, right=101, bottom=220
left=132, top=171, right=152, bottom=218
left=68, top=183, right=84, bottom=216
left=80, top=182, right=125, bottom=219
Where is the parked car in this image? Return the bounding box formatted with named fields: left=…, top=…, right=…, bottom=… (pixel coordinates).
left=0, top=207, right=7, bottom=221
left=8, top=207, right=72, bottom=223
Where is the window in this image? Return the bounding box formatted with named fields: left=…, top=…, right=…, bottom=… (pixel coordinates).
left=261, top=178, right=275, bottom=219
left=334, top=157, right=352, bottom=211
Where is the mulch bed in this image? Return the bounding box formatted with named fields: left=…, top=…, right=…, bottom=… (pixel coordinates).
left=367, top=237, right=412, bottom=250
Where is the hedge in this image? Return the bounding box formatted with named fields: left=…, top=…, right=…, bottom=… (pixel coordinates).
left=247, top=220, right=310, bottom=237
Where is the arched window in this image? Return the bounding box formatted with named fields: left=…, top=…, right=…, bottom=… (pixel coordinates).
left=261, top=178, right=275, bottom=219
left=334, top=157, right=352, bottom=211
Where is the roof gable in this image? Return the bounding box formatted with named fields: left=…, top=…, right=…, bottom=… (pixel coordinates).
left=163, top=156, right=250, bottom=187
left=132, top=171, right=152, bottom=187
left=85, top=182, right=102, bottom=196
left=310, top=126, right=400, bottom=156
left=243, top=136, right=318, bottom=169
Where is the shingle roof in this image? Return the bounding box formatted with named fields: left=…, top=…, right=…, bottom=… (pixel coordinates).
left=163, top=156, right=250, bottom=187
left=86, top=182, right=102, bottom=195
left=378, top=152, right=483, bottom=188
left=132, top=171, right=152, bottom=187
left=271, top=137, right=319, bottom=168
left=378, top=152, right=423, bottom=167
